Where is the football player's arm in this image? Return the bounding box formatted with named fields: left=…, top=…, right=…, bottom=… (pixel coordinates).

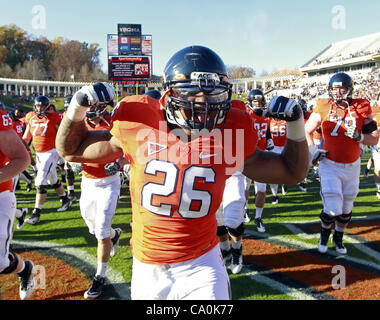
left=243, top=139, right=309, bottom=185
left=243, top=96, right=309, bottom=185
left=304, top=113, right=321, bottom=147
left=56, top=115, right=123, bottom=163
left=22, top=123, right=32, bottom=145
left=0, top=129, right=31, bottom=184
left=361, top=115, right=379, bottom=146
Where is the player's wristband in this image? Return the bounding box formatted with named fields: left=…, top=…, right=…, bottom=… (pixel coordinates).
left=286, top=114, right=306, bottom=142
left=66, top=92, right=89, bottom=122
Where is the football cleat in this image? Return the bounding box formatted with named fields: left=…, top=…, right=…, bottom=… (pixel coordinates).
left=230, top=247, right=243, bottom=274
left=18, top=260, right=35, bottom=300
left=332, top=231, right=347, bottom=255
left=298, top=182, right=307, bottom=192
left=281, top=185, right=288, bottom=196
left=84, top=275, right=105, bottom=299
left=16, top=208, right=28, bottom=230
left=377, top=191, right=380, bottom=199
left=110, top=228, right=122, bottom=257
left=25, top=209, right=40, bottom=225
left=221, top=248, right=232, bottom=266
left=271, top=196, right=279, bottom=205
left=244, top=209, right=251, bottom=223
left=254, top=218, right=266, bottom=233
left=57, top=197, right=72, bottom=212
left=318, top=227, right=332, bottom=254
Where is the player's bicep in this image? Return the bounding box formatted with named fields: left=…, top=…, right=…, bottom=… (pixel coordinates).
left=64, top=130, right=123, bottom=163
left=243, top=139, right=308, bottom=185
left=0, top=129, right=29, bottom=159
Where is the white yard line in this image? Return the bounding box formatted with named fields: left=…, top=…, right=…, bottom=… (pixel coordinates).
left=12, top=239, right=131, bottom=300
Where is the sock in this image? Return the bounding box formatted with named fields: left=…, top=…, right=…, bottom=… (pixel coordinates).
left=110, top=228, right=116, bottom=240
left=17, top=260, right=26, bottom=276
left=321, top=222, right=332, bottom=230
left=96, top=262, right=108, bottom=278
left=335, top=224, right=346, bottom=233
left=376, top=183, right=380, bottom=192
left=35, top=204, right=43, bottom=210
left=15, top=209, right=22, bottom=218
left=231, top=239, right=242, bottom=249
left=270, top=184, right=278, bottom=197
left=219, top=239, right=230, bottom=251
left=255, top=207, right=263, bottom=219
left=68, top=185, right=74, bottom=193
left=367, top=162, right=372, bottom=170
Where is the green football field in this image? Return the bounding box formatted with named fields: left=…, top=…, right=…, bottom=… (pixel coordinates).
left=7, top=152, right=380, bottom=300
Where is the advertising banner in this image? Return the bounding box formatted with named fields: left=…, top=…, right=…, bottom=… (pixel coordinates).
left=108, top=56, right=151, bottom=80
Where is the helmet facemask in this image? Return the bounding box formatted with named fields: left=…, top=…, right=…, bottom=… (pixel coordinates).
left=248, top=96, right=266, bottom=116
left=86, top=105, right=110, bottom=126
left=329, top=85, right=352, bottom=105
left=164, top=72, right=232, bottom=132
left=34, top=103, right=49, bottom=118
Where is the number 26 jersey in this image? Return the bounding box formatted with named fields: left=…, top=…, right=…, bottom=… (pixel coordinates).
left=111, top=96, right=257, bottom=265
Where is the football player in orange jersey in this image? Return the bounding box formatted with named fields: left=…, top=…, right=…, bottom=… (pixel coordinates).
left=268, top=117, right=288, bottom=202
left=9, top=111, right=34, bottom=230
left=367, top=104, right=380, bottom=198
left=22, top=95, right=72, bottom=225
left=0, top=108, right=35, bottom=300
left=305, top=72, right=379, bottom=255
left=245, top=89, right=274, bottom=232
left=77, top=106, right=122, bottom=299
left=56, top=46, right=309, bottom=300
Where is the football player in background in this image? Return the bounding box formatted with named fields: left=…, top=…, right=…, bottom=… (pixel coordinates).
left=269, top=116, right=288, bottom=202
left=78, top=106, right=122, bottom=299
left=0, top=108, right=35, bottom=300
left=56, top=46, right=309, bottom=300
left=22, top=95, right=72, bottom=225
left=245, top=89, right=274, bottom=232
left=216, top=100, right=254, bottom=275
left=367, top=104, right=380, bottom=198
left=58, top=95, right=78, bottom=201
left=305, top=72, right=379, bottom=255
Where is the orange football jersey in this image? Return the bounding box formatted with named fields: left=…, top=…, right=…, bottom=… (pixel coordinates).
left=25, top=111, right=62, bottom=153
left=13, top=119, right=25, bottom=137
left=247, top=108, right=271, bottom=150
left=110, top=96, right=257, bottom=265
left=270, top=118, right=287, bottom=147
left=82, top=114, right=117, bottom=179
left=0, top=109, right=14, bottom=192
left=314, top=98, right=372, bottom=163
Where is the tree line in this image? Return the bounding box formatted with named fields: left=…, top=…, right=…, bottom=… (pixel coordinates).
left=0, top=24, right=107, bottom=82
left=0, top=24, right=261, bottom=82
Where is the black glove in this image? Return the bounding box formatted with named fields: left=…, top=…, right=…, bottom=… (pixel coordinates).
left=265, top=96, right=302, bottom=122
left=104, top=162, right=121, bottom=176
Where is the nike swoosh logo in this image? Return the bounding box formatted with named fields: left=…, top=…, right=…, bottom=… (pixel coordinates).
left=199, top=152, right=216, bottom=159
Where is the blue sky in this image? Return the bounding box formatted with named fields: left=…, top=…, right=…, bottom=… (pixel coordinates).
left=1, top=0, right=380, bottom=76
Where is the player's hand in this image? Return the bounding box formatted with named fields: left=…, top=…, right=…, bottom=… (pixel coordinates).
left=266, top=138, right=274, bottom=151
left=104, top=162, right=121, bottom=176
left=309, top=145, right=328, bottom=166
left=265, top=96, right=302, bottom=122
left=69, top=162, right=83, bottom=174
left=75, top=82, right=116, bottom=108
left=345, top=125, right=364, bottom=142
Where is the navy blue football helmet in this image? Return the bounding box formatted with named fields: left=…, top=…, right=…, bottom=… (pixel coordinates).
left=328, top=72, right=353, bottom=104
left=33, top=95, right=50, bottom=117
left=162, top=45, right=232, bottom=131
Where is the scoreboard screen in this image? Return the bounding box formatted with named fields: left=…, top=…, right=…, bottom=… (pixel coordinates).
left=108, top=56, right=151, bottom=81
